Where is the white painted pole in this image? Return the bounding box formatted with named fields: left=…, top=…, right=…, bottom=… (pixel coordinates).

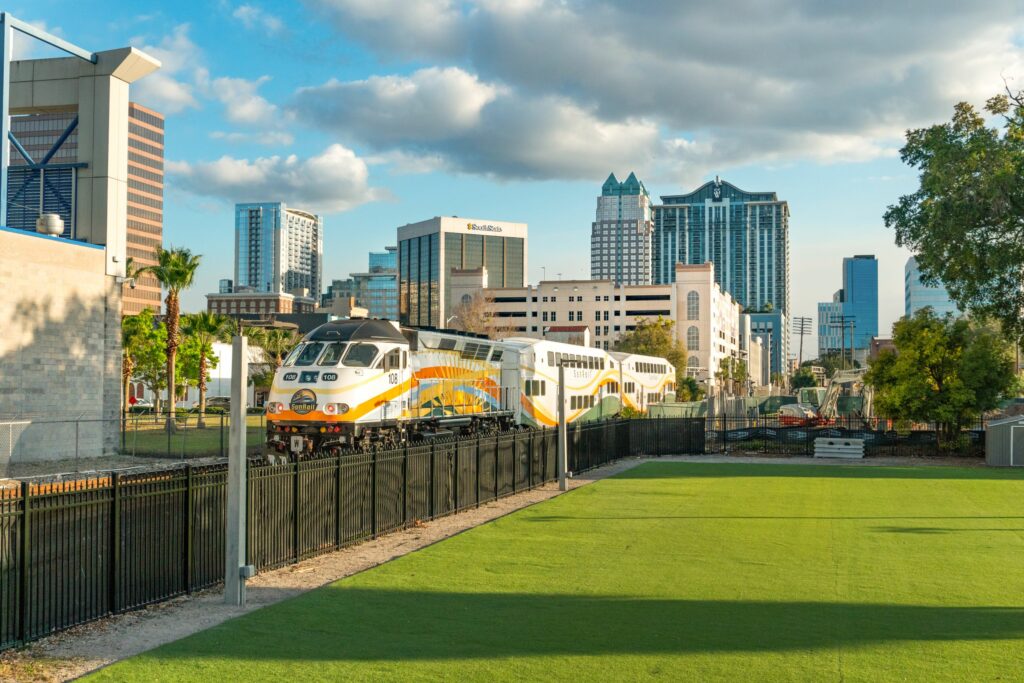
left=557, top=362, right=567, bottom=492
left=225, top=336, right=249, bottom=606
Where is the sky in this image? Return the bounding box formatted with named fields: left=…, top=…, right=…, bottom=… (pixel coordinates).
left=19, top=0, right=1024, bottom=354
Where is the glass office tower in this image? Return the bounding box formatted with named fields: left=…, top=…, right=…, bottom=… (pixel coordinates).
left=235, top=202, right=323, bottom=297
left=652, top=177, right=790, bottom=374
left=905, top=256, right=959, bottom=318
left=842, top=255, right=878, bottom=350
left=353, top=246, right=399, bottom=320
left=398, top=217, right=527, bottom=328
left=591, top=172, right=653, bottom=285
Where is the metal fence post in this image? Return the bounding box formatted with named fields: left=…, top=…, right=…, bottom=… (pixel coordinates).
left=475, top=435, right=481, bottom=508
left=18, top=480, right=30, bottom=644
left=184, top=465, right=193, bottom=593
left=109, top=473, right=120, bottom=615
left=219, top=413, right=225, bottom=459
left=371, top=450, right=378, bottom=538
left=494, top=437, right=499, bottom=500
left=402, top=445, right=409, bottom=526
left=293, top=460, right=301, bottom=563
left=335, top=453, right=342, bottom=549
left=428, top=441, right=435, bottom=519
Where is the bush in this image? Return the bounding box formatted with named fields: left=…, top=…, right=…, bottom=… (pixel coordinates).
left=204, top=406, right=227, bottom=415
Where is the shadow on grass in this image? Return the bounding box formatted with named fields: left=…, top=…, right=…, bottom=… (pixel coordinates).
left=614, top=461, right=1021, bottom=481
left=525, top=515, right=1024, bottom=523
left=873, top=526, right=1024, bottom=534
left=144, top=590, right=1024, bottom=663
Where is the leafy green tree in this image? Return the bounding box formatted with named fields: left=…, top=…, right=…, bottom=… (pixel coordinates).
left=257, top=328, right=301, bottom=368
left=885, top=91, right=1024, bottom=343
left=122, top=309, right=158, bottom=416
left=791, top=367, right=817, bottom=389
left=138, top=247, right=201, bottom=419
left=865, top=309, right=1018, bottom=447
left=182, top=312, right=229, bottom=424
left=676, top=376, right=705, bottom=402
left=613, top=316, right=688, bottom=393
left=715, top=357, right=749, bottom=395
left=132, top=319, right=168, bottom=414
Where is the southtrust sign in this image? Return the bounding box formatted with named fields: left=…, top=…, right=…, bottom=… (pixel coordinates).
left=467, top=223, right=503, bottom=233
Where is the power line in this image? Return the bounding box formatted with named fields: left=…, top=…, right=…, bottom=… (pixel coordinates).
left=793, top=316, right=812, bottom=367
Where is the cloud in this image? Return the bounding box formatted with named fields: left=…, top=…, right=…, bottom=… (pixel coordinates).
left=131, top=24, right=203, bottom=114
left=167, top=144, right=385, bottom=213
left=210, top=130, right=295, bottom=146
left=232, top=5, right=284, bottom=35
left=293, top=69, right=659, bottom=179
left=202, top=74, right=280, bottom=126
left=303, top=0, right=461, bottom=58
left=11, top=20, right=63, bottom=60
left=293, top=67, right=499, bottom=144
left=300, top=0, right=1024, bottom=181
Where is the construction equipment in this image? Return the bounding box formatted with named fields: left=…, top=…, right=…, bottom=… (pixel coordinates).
left=818, top=368, right=874, bottom=424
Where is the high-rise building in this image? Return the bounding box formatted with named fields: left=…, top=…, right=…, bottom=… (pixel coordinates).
left=591, top=172, right=653, bottom=285
left=352, top=246, right=398, bottom=320
left=842, top=254, right=878, bottom=350
left=905, top=256, right=959, bottom=318
left=219, top=278, right=233, bottom=294
left=817, top=295, right=845, bottom=357
left=320, top=278, right=357, bottom=309
left=234, top=202, right=323, bottom=298
left=652, top=177, right=790, bottom=374
left=7, top=102, right=165, bottom=314
left=398, top=216, right=527, bottom=328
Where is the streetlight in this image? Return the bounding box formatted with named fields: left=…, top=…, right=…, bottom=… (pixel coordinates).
left=446, top=315, right=459, bottom=327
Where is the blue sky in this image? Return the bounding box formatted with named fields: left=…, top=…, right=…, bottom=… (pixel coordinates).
left=20, top=1, right=1024, bottom=352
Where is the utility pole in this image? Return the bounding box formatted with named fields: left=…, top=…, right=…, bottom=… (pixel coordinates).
left=829, top=314, right=856, bottom=370
left=556, top=359, right=568, bottom=491
left=225, top=335, right=253, bottom=606
left=793, top=316, right=812, bottom=367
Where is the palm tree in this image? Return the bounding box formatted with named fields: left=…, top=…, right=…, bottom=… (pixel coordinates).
left=182, top=311, right=229, bottom=426
left=138, top=247, right=201, bottom=426
left=258, top=327, right=301, bottom=368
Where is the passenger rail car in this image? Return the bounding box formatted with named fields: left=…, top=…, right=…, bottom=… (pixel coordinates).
left=265, top=319, right=674, bottom=456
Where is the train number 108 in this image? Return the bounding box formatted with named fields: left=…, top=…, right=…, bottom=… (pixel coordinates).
left=388, top=372, right=400, bottom=385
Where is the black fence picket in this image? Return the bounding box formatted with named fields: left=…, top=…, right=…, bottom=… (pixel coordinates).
left=0, top=418, right=707, bottom=651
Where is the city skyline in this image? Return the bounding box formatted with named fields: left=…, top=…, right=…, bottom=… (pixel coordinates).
left=18, top=1, right=1024, bottom=354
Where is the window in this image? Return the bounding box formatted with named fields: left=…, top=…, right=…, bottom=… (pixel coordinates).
left=568, top=311, right=575, bottom=322
left=603, top=311, right=609, bottom=321
left=294, top=342, right=325, bottom=366
left=318, top=343, right=348, bottom=366
left=343, top=343, right=379, bottom=368
left=547, top=351, right=554, bottom=365
left=687, top=326, right=699, bottom=351
left=542, top=312, right=548, bottom=322
left=551, top=312, right=557, bottom=322
left=595, top=311, right=601, bottom=321
left=384, top=348, right=402, bottom=370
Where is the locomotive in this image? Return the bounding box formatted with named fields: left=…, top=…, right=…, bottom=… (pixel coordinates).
left=265, top=318, right=675, bottom=457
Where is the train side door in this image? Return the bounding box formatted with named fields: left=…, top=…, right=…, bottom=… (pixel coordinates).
left=382, top=346, right=408, bottom=422
left=500, top=349, right=521, bottom=420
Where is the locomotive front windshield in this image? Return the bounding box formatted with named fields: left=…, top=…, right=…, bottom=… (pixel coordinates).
left=318, top=342, right=347, bottom=366
left=292, top=342, right=325, bottom=367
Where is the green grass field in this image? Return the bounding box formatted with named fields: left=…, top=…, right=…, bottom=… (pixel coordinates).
left=89, top=462, right=1024, bottom=681
left=122, top=414, right=266, bottom=457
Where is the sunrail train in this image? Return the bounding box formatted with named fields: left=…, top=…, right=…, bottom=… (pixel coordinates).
left=266, top=318, right=675, bottom=456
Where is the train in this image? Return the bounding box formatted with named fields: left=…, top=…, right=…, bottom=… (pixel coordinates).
left=265, top=317, right=675, bottom=457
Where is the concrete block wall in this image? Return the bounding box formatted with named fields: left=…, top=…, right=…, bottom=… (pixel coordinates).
left=0, top=228, right=122, bottom=463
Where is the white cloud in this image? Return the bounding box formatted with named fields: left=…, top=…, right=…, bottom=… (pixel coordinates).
left=210, top=130, right=295, bottom=146
left=293, top=67, right=500, bottom=144
left=131, top=24, right=202, bottom=114
left=233, top=5, right=284, bottom=35
left=300, top=0, right=1024, bottom=181
left=168, top=144, right=384, bottom=213
left=303, top=0, right=461, bottom=58
left=202, top=74, right=280, bottom=126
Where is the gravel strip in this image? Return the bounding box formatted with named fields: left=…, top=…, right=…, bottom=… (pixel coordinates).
left=0, top=453, right=984, bottom=682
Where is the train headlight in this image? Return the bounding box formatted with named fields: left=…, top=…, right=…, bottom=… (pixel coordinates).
left=267, top=402, right=286, bottom=415
left=323, top=403, right=350, bottom=415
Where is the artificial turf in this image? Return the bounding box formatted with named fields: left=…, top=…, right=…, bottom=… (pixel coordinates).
left=88, top=462, right=1024, bottom=681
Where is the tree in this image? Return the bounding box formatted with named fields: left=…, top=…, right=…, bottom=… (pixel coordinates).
left=676, top=376, right=705, bottom=402
left=121, top=310, right=157, bottom=416
left=791, top=366, right=817, bottom=389
left=138, top=247, right=201, bottom=422
left=132, top=320, right=168, bottom=414
left=182, top=312, right=228, bottom=425
left=715, top=357, right=749, bottom=395
left=256, top=327, right=301, bottom=369
left=613, top=317, right=688, bottom=393
left=449, top=294, right=517, bottom=339
left=865, top=309, right=1019, bottom=447
left=885, top=91, right=1024, bottom=343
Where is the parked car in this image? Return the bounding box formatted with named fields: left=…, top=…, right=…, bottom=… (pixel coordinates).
left=134, top=398, right=153, bottom=408
left=206, top=396, right=231, bottom=409
left=778, top=403, right=821, bottom=427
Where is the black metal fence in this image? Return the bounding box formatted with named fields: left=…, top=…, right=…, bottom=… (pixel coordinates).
left=704, top=416, right=986, bottom=457
left=0, top=417, right=704, bottom=651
